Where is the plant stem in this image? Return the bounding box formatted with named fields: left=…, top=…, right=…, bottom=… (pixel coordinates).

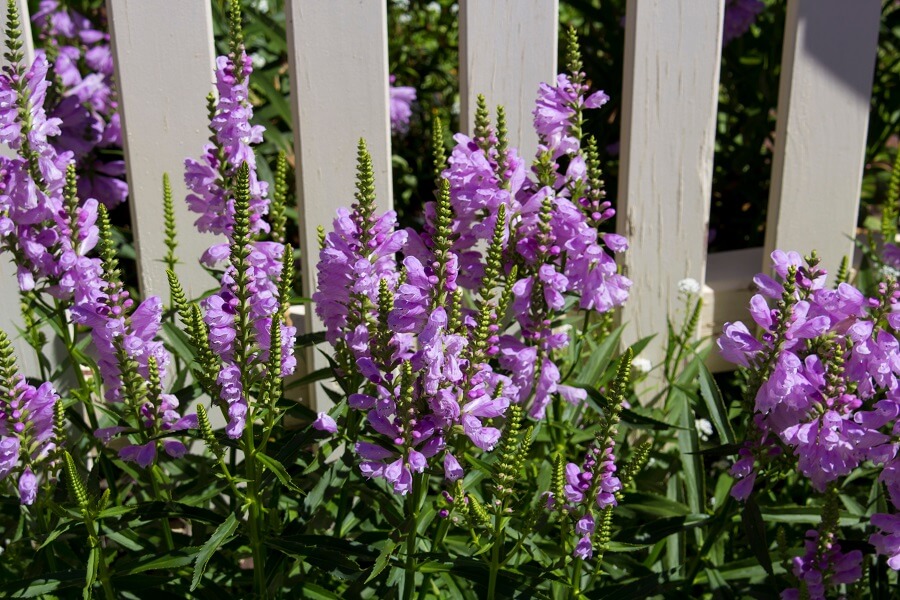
left=403, top=474, right=424, bottom=600
left=148, top=467, right=174, bottom=551
left=243, top=426, right=268, bottom=599
left=569, top=557, right=584, bottom=599
left=487, top=502, right=506, bottom=599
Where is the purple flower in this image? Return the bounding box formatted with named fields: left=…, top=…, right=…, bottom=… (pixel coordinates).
left=0, top=437, right=21, bottom=480
left=573, top=535, right=593, bottom=559
left=119, top=442, right=156, bottom=469
left=784, top=529, right=862, bottom=598
left=870, top=513, right=900, bottom=570
left=17, top=468, right=37, bottom=505
left=533, top=73, right=608, bottom=158
left=313, top=412, right=338, bottom=434
left=185, top=51, right=268, bottom=238
left=444, top=452, right=464, bottom=481
left=723, top=0, right=764, bottom=44
left=389, top=76, right=416, bottom=134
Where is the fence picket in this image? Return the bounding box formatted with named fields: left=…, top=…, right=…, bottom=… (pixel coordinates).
left=459, top=0, right=558, bottom=160
left=617, top=0, right=725, bottom=374
left=106, top=0, right=218, bottom=298
left=285, top=0, right=392, bottom=409
left=764, top=0, right=880, bottom=275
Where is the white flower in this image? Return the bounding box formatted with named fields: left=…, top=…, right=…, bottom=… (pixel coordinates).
left=632, top=356, right=652, bottom=374
left=678, top=278, right=701, bottom=296
left=425, top=1, right=441, bottom=13
left=695, top=418, right=714, bottom=441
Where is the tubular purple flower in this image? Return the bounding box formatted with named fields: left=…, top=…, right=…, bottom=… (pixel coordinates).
left=313, top=413, right=338, bottom=434
left=389, top=76, right=416, bottom=135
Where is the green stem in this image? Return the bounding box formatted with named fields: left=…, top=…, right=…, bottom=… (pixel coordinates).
left=243, top=424, right=267, bottom=598
left=487, top=502, right=506, bottom=599
left=36, top=494, right=59, bottom=572
left=148, top=467, right=174, bottom=551
left=569, top=557, right=584, bottom=598
left=85, top=516, right=115, bottom=600
left=403, top=474, right=424, bottom=600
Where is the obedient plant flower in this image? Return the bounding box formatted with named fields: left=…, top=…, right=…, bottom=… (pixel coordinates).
left=549, top=351, right=631, bottom=560
left=389, top=75, right=416, bottom=135
left=0, top=6, right=104, bottom=301
left=182, top=2, right=296, bottom=439
left=32, top=0, right=127, bottom=207
left=720, top=250, right=900, bottom=573
left=185, top=40, right=268, bottom=237
left=0, top=328, right=61, bottom=505
left=314, top=30, right=630, bottom=493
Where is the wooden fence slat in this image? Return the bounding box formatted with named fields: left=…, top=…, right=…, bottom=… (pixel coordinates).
left=106, top=0, right=217, bottom=298
left=616, top=0, right=725, bottom=375
left=764, top=0, right=880, bottom=275
left=0, top=0, right=40, bottom=377
left=285, top=0, right=392, bottom=409
left=459, top=0, right=558, bottom=160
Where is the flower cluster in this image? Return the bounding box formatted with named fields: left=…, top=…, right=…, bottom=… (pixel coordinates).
left=0, top=4, right=194, bottom=472
left=185, top=52, right=268, bottom=237
left=719, top=250, right=900, bottom=577
left=184, top=8, right=296, bottom=439
left=781, top=529, right=863, bottom=600
left=314, top=45, right=630, bottom=494
left=0, top=42, right=103, bottom=297
left=32, top=0, right=127, bottom=206
left=0, top=328, right=60, bottom=505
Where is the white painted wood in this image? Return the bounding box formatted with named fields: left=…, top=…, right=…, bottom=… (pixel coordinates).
left=285, top=0, right=393, bottom=409
left=459, top=0, right=558, bottom=160
left=764, top=0, right=880, bottom=276
left=106, top=0, right=217, bottom=298
left=0, top=0, right=40, bottom=376
left=701, top=247, right=762, bottom=372
left=616, top=0, right=725, bottom=376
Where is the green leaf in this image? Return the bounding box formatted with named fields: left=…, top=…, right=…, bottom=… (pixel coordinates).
left=97, top=505, right=136, bottom=520
left=366, top=540, right=397, bottom=583
left=85, top=546, right=98, bottom=600
left=37, top=522, right=74, bottom=550
left=741, top=497, right=773, bottom=576
left=620, top=491, right=691, bottom=517
left=296, top=582, right=341, bottom=600
left=256, top=452, right=302, bottom=493
left=284, top=366, right=333, bottom=390
left=576, top=324, right=624, bottom=385
left=0, top=571, right=83, bottom=598
left=191, top=513, right=239, bottom=591
left=120, top=547, right=201, bottom=575
left=162, top=321, right=197, bottom=363
left=697, top=360, right=735, bottom=444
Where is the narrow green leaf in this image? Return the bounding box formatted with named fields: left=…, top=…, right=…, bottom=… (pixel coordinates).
left=366, top=540, right=397, bottom=583
left=297, top=582, right=341, bottom=600
left=84, top=546, right=98, bottom=600
left=576, top=324, right=624, bottom=385
left=741, top=497, right=773, bottom=576
left=256, top=452, right=302, bottom=493
left=191, top=513, right=239, bottom=591
left=37, top=522, right=73, bottom=550
left=121, top=547, right=201, bottom=575
left=697, top=361, right=735, bottom=444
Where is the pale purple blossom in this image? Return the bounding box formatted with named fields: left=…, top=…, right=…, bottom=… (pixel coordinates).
left=389, top=76, right=416, bottom=135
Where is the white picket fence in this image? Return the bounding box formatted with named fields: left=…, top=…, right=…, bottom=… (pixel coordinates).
left=0, top=1, right=883, bottom=398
